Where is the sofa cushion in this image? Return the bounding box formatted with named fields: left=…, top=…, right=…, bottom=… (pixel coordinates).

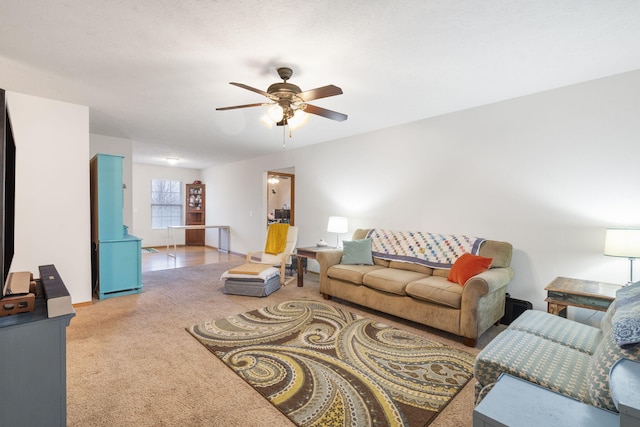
left=432, top=269, right=449, bottom=278
left=362, top=268, right=428, bottom=295
left=327, top=264, right=384, bottom=285
left=373, top=257, right=390, bottom=267
left=341, top=238, right=374, bottom=265
left=474, top=329, right=592, bottom=403
left=351, top=228, right=370, bottom=240
left=405, top=276, right=462, bottom=309
left=388, top=260, right=433, bottom=275
left=508, top=310, right=602, bottom=355
left=588, top=327, right=640, bottom=411
left=478, top=240, right=513, bottom=268
left=447, top=253, right=493, bottom=286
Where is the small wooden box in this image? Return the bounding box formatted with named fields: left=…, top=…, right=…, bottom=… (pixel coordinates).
left=0, top=293, right=35, bottom=317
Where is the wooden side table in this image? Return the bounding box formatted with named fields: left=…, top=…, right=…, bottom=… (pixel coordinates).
left=544, top=276, right=620, bottom=318
left=295, top=246, right=338, bottom=287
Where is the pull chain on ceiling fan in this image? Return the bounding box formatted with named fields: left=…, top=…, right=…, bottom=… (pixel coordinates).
left=216, top=67, right=348, bottom=131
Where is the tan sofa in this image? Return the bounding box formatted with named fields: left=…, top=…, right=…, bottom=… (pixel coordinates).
left=316, top=229, right=514, bottom=346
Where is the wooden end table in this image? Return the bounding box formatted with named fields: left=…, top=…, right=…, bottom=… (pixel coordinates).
left=295, top=246, right=338, bottom=287
left=544, top=276, right=620, bottom=317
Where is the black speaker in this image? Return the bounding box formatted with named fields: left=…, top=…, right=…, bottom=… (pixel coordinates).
left=500, top=293, right=532, bottom=325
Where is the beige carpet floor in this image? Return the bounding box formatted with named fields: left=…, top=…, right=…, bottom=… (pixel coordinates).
left=66, top=261, right=504, bottom=426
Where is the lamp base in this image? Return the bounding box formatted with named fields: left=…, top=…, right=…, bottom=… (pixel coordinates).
left=625, top=257, right=636, bottom=287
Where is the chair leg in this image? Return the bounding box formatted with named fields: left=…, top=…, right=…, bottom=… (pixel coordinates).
left=280, top=263, right=286, bottom=286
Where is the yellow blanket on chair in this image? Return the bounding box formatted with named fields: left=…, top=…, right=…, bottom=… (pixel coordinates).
left=264, top=224, right=289, bottom=255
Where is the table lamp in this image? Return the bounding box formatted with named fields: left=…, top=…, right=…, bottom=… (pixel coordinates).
left=327, top=216, right=348, bottom=248
left=604, top=228, right=640, bottom=286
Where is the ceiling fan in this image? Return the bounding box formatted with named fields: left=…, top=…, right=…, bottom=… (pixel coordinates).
left=216, top=67, right=347, bottom=126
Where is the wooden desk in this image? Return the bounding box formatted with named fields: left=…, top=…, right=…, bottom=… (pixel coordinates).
left=544, top=276, right=620, bottom=317
left=166, top=225, right=230, bottom=257
left=295, top=246, right=338, bottom=287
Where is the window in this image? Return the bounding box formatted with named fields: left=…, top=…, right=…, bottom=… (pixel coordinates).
left=151, top=179, right=183, bottom=229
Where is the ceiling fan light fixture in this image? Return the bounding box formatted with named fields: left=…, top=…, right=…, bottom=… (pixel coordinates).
left=217, top=67, right=347, bottom=136
left=260, top=114, right=275, bottom=128
left=288, top=109, right=308, bottom=130
left=267, top=104, right=284, bottom=122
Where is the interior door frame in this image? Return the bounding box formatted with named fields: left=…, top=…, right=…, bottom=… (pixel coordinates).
left=266, top=171, right=295, bottom=226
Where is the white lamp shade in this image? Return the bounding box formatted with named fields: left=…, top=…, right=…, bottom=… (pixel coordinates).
left=604, top=228, right=640, bottom=258
left=327, top=216, right=348, bottom=234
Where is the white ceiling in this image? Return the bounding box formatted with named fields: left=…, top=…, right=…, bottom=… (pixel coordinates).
left=1, top=1, right=640, bottom=169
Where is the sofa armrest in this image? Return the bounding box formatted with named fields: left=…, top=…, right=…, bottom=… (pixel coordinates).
left=460, top=267, right=515, bottom=340
left=316, top=250, right=343, bottom=291
left=316, top=250, right=343, bottom=272
left=463, top=267, right=514, bottom=298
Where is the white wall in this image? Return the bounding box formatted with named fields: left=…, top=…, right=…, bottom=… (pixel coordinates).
left=90, top=134, right=134, bottom=230
left=7, top=92, right=92, bottom=303
left=8, top=69, right=635, bottom=311
left=202, top=152, right=297, bottom=256
left=202, top=69, right=640, bottom=321
left=132, top=163, right=201, bottom=247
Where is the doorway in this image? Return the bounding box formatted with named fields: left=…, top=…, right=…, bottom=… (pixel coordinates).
left=267, top=170, right=295, bottom=226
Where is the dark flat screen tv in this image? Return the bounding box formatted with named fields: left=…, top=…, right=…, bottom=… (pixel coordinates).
left=0, top=88, right=16, bottom=297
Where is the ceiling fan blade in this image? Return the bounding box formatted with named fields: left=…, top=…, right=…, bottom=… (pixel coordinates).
left=304, top=104, right=348, bottom=122
left=229, top=82, right=272, bottom=98
left=216, top=102, right=269, bottom=111
left=298, top=85, right=343, bottom=102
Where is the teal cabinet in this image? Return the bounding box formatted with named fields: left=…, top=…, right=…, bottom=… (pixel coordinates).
left=94, top=154, right=124, bottom=240
left=0, top=292, right=74, bottom=426
left=90, top=154, right=142, bottom=299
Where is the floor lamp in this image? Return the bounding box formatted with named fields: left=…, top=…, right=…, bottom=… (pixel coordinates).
left=604, top=228, right=640, bottom=286
left=327, top=216, right=348, bottom=248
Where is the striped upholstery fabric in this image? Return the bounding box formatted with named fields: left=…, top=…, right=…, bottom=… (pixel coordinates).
left=588, top=327, right=640, bottom=411
left=474, top=329, right=593, bottom=403
left=508, top=310, right=602, bottom=354
left=600, top=299, right=616, bottom=335
left=474, top=303, right=629, bottom=408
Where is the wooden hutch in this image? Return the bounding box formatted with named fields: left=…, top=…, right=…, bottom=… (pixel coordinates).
left=185, top=182, right=205, bottom=245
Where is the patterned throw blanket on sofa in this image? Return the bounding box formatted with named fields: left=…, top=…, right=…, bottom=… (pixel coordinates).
left=366, top=229, right=485, bottom=269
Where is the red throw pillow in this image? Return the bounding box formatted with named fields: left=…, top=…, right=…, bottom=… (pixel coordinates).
left=447, top=253, right=493, bottom=286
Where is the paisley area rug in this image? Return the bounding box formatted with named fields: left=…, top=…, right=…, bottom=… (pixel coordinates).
left=187, top=300, right=475, bottom=427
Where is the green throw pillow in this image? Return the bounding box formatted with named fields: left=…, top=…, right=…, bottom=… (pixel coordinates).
left=341, top=238, right=374, bottom=265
